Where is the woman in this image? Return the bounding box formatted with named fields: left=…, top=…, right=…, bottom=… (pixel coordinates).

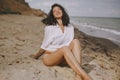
left=30, top=3, right=92, bottom=80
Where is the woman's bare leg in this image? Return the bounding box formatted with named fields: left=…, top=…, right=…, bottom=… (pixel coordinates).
left=42, top=50, right=64, bottom=66
left=43, top=46, right=92, bottom=80
left=60, top=46, right=92, bottom=80
left=69, top=39, right=82, bottom=65
left=69, top=39, right=83, bottom=79
left=42, top=39, right=81, bottom=66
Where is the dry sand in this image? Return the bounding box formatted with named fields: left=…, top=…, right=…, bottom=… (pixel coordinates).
left=0, top=14, right=120, bottom=80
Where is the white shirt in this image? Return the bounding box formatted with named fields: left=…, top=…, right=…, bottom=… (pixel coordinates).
left=40, top=24, right=74, bottom=51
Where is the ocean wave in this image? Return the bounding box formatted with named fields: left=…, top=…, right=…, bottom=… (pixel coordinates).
left=71, top=22, right=120, bottom=35
left=71, top=20, right=120, bottom=46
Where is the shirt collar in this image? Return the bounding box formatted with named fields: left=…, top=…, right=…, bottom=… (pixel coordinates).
left=53, top=24, right=67, bottom=28
left=54, top=24, right=60, bottom=28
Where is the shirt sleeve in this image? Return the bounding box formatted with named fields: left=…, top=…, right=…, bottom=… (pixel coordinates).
left=71, top=24, right=74, bottom=37
left=66, top=24, right=74, bottom=45
left=40, top=26, right=53, bottom=50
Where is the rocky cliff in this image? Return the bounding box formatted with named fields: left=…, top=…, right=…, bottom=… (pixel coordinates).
left=0, top=0, right=46, bottom=17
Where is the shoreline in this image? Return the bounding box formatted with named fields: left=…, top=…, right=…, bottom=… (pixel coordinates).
left=74, top=28, right=120, bottom=51
left=70, top=16, right=120, bottom=47
left=71, top=22, right=120, bottom=47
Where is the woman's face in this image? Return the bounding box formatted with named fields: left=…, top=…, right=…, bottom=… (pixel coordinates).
left=53, top=6, right=63, bottom=19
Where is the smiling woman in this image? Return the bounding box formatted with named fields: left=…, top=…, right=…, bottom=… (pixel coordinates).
left=53, top=6, right=63, bottom=19
left=42, top=3, right=70, bottom=26
left=30, top=3, right=93, bottom=80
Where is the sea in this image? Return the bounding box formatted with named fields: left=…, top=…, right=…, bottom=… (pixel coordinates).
left=70, top=16, right=120, bottom=46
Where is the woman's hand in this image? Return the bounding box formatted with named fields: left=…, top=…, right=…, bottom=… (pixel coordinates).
left=29, top=54, right=38, bottom=59
left=29, top=48, right=45, bottom=59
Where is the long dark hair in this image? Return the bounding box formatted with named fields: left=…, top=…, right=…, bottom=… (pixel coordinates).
left=42, top=3, right=70, bottom=26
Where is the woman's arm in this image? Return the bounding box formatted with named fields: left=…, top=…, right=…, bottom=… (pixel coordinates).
left=30, top=26, right=53, bottom=59
left=40, top=26, right=54, bottom=49
left=30, top=48, right=45, bottom=59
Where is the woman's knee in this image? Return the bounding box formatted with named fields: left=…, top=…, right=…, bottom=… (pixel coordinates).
left=72, top=39, right=80, bottom=45
left=73, top=39, right=79, bottom=43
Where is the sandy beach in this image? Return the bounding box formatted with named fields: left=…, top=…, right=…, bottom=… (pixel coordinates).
left=0, top=14, right=120, bottom=80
